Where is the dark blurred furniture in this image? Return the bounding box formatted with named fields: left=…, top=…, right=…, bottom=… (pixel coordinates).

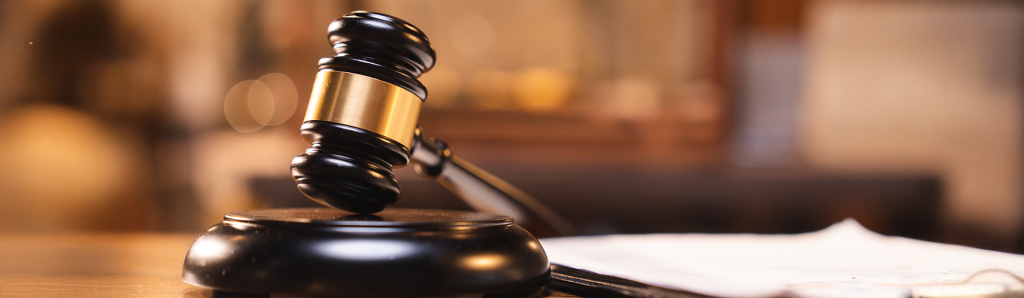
left=252, top=169, right=942, bottom=240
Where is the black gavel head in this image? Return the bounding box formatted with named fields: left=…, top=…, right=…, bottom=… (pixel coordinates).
left=290, top=11, right=435, bottom=214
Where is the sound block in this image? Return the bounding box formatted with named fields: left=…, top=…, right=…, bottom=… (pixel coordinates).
left=181, top=208, right=550, bottom=296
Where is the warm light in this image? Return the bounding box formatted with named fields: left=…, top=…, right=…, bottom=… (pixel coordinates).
left=462, top=254, right=507, bottom=270
left=0, top=104, right=130, bottom=231
left=512, top=67, right=574, bottom=113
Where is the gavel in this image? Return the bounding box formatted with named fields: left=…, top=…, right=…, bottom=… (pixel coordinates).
left=183, top=11, right=572, bottom=297
left=290, top=11, right=572, bottom=238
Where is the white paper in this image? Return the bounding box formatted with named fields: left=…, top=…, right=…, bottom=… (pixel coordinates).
left=541, top=219, right=1024, bottom=298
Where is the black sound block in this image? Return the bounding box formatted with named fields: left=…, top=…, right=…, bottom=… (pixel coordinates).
left=181, top=208, right=550, bottom=297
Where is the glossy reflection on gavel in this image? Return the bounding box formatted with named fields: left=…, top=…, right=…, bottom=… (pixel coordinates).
left=182, top=11, right=572, bottom=297
left=290, top=11, right=571, bottom=238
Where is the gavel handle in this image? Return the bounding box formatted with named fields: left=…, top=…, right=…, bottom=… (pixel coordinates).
left=410, top=131, right=575, bottom=238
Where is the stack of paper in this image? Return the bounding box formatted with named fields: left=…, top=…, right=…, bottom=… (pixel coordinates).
left=541, top=219, right=1024, bottom=298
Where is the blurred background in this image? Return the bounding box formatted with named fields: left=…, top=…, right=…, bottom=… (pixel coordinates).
left=0, top=0, right=1021, bottom=252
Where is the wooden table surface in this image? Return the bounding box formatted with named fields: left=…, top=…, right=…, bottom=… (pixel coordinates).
left=0, top=234, right=209, bottom=297
left=0, top=234, right=587, bottom=298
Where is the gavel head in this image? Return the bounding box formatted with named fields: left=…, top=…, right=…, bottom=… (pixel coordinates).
left=290, top=11, right=435, bottom=214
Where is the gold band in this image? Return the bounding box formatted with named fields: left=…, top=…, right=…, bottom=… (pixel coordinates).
left=304, top=70, right=422, bottom=148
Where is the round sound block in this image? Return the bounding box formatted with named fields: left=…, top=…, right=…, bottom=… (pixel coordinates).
left=182, top=208, right=550, bottom=296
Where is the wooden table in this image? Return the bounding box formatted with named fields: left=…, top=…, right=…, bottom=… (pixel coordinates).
left=0, top=234, right=587, bottom=298
left=0, top=234, right=208, bottom=297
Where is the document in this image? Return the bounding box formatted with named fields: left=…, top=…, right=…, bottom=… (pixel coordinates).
left=541, top=219, right=1024, bottom=298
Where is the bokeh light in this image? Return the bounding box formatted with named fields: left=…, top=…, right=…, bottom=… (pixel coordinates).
left=259, top=73, right=298, bottom=126
left=247, top=80, right=275, bottom=126
left=448, top=13, right=496, bottom=58
left=224, top=80, right=263, bottom=132
left=512, top=67, right=575, bottom=113
left=224, top=73, right=298, bottom=133
left=0, top=104, right=132, bottom=231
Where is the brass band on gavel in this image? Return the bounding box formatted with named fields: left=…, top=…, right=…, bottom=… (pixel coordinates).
left=304, top=70, right=422, bottom=149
